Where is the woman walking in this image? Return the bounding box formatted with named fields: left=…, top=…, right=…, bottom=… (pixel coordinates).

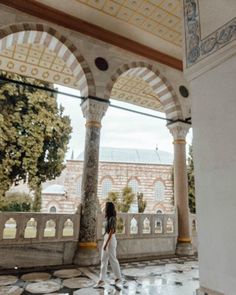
left=96, top=202, right=121, bottom=287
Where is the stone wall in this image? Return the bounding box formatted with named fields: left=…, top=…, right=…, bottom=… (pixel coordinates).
left=42, top=160, right=174, bottom=214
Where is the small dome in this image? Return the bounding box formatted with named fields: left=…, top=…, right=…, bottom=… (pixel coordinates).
left=42, top=184, right=66, bottom=195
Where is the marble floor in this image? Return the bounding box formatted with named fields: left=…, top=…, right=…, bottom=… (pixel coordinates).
left=0, top=256, right=199, bottom=295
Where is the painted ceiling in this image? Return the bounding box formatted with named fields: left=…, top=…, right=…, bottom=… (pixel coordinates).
left=0, top=43, right=164, bottom=112
left=36, top=0, right=182, bottom=59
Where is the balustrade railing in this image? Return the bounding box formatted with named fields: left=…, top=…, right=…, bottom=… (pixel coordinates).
left=97, top=212, right=178, bottom=240
left=0, top=211, right=80, bottom=244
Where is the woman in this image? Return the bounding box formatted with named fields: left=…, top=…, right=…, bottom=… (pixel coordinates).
left=96, top=202, right=121, bottom=287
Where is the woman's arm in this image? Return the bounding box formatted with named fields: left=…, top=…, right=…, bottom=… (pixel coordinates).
left=103, top=228, right=114, bottom=251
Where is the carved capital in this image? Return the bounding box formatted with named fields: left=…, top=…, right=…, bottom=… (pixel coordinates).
left=167, top=122, right=190, bottom=141
left=81, top=98, right=109, bottom=125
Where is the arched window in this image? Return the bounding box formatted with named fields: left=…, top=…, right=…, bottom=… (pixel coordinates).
left=128, top=179, right=139, bottom=194
left=77, top=176, right=82, bottom=197
left=154, top=181, right=165, bottom=201
left=101, top=177, right=113, bottom=198
left=49, top=206, right=57, bottom=213
left=156, top=209, right=163, bottom=214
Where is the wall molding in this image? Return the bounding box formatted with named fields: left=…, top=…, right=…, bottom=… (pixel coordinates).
left=184, top=0, right=236, bottom=68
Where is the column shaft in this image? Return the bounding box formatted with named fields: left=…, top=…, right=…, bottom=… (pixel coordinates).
left=168, top=122, right=194, bottom=255
left=74, top=98, right=109, bottom=265
left=173, top=139, right=191, bottom=242
left=79, top=125, right=101, bottom=243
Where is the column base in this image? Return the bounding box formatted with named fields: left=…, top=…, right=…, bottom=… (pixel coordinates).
left=176, top=242, right=195, bottom=256
left=73, top=243, right=100, bottom=266
left=197, top=286, right=224, bottom=295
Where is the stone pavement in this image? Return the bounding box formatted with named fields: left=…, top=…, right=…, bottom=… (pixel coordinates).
left=0, top=256, right=199, bottom=295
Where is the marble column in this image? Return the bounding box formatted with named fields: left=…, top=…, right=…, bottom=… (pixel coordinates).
left=74, top=98, right=109, bottom=266
left=168, top=122, right=194, bottom=255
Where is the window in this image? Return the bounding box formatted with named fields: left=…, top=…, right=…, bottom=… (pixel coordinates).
left=77, top=176, right=82, bottom=196
left=49, top=206, right=57, bottom=213
left=101, top=178, right=113, bottom=198
left=156, top=209, right=163, bottom=214
left=128, top=179, right=139, bottom=194
left=154, top=181, right=165, bottom=201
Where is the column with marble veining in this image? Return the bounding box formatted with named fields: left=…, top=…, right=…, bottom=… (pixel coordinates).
left=168, top=122, right=194, bottom=255
left=74, top=98, right=109, bottom=265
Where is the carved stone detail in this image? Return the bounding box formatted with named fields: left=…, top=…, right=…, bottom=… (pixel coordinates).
left=81, top=98, right=109, bottom=124
left=167, top=122, right=190, bottom=141
left=184, top=0, right=236, bottom=67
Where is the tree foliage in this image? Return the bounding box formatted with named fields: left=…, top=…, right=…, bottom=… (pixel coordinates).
left=0, top=71, right=72, bottom=211
left=137, top=192, right=147, bottom=213
left=0, top=191, right=32, bottom=212
left=107, top=186, right=135, bottom=213
left=187, top=144, right=196, bottom=213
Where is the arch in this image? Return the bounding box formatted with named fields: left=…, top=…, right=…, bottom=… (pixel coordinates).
left=46, top=202, right=61, bottom=213
left=0, top=23, right=96, bottom=97
left=100, top=175, right=114, bottom=184
left=104, top=62, right=183, bottom=120
left=153, top=203, right=165, bottom=213
left=154, top=180, right=165, bottom=201
left=100, top=176, right=113, bottom=198
left=156, top=209, right=164, bottom=214
left=49, top=206, right=57, bottom=213
left=3, top=218, right=17, bottom=239
left=127, top=177, right=140, bottom=194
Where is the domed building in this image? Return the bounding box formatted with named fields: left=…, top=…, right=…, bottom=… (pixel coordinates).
left=41, top=147, right=174, bottom=214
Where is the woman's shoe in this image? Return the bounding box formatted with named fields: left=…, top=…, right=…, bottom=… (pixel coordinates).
left=94, top=280, right=105, bottom=288
left=115, top=278, right=122, bottom=285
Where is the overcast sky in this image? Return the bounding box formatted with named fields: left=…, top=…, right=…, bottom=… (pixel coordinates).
left=56, top=85, right=192, bottom=160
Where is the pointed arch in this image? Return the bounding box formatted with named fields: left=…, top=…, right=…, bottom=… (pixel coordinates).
left=0, top=23, right=95, bottom=96
left=104, top=62, right=183, bottom=120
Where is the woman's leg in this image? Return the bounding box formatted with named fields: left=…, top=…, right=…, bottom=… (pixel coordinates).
left=108, top=236, right=121, bottom=280
left=99, top=241, right=109, bottom=281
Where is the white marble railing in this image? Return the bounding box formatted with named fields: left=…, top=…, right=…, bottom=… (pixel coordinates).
left=0, top=211, right=80, bottom=244
left=97, top=213, right=178, bottom=240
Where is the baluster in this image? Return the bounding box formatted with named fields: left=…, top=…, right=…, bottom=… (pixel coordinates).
left=57, top=217, right=65, bottom=239
left=38, top=216, right=46, bottom=241
left=137, top=214, right=143, bottom=237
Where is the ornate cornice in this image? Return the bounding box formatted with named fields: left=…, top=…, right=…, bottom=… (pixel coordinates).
left=184, top=0, right=236, bottom=68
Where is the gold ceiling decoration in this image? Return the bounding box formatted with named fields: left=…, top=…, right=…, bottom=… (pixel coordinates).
left=0, top=43, right=80, bottom=88
left=76, top=0, right=182, bottom=47
left=111, top=75, right=164, bottom=112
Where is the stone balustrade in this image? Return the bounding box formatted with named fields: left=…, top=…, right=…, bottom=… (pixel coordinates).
left=0, top=212, right=80, bottom=244
left=97, top=212, right=179, bottom=260
left=0, top=210, right=81, bottom=269
left=97, top=212, right=177, bottom=239
left=0, top=210, right=197, bottom=268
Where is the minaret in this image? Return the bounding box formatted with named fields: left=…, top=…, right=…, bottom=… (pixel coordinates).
left=70, top=150, right=74, bottom=160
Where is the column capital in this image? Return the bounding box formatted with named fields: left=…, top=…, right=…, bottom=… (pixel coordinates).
left=81, top=98, right=109, bottom=127
left=167, top=122, right=190, bottom=141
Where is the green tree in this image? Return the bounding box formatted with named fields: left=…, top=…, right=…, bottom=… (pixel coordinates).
left=0, top=71, right=72, bottom=211
left=0, top=191, right=32, bottom=212
left=107, top=186, right=134, bottom=213
left=188, top=144, right=196, bottom=213
left=120, top=186, right=135, bottom=213
left=137, top=192, right=147, bottom=213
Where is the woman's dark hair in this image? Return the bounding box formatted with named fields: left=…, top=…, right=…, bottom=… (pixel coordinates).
left=105, top=202, right=116, bottom=219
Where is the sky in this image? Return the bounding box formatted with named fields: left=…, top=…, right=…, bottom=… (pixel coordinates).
left=56, top=85, right=192, bottom=160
